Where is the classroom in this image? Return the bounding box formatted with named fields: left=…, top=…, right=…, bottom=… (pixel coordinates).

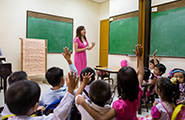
left=0, top=0, right=185, bottom=119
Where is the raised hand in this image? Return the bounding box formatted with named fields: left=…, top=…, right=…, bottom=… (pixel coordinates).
left=75, top=72, right=93, bottom=97
left=153, top=50, right=157, bottom=56
left=82, top=72, right=94, bottom=85
left=62, top=46, right=72, bottom=62
left=66, top=71, right=79, bottom=94
left=133, top=44, right=142, bottom=57
left=133, top=44, right=144, bottom=86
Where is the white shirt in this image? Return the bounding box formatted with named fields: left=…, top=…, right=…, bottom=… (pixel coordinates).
left=2, top=64, right=78, bottom=117
left=8, top=92, right=74, bottom=120
left=155, top=102, right=173, bottom=120
left=83, top=41, right=87, bottom=46
left=1, top=104, right=12, bottom=117
left=75, top=95, right=115, bottom=120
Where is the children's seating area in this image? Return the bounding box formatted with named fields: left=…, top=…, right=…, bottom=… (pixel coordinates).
left=0, top=74, right=154, bottom=119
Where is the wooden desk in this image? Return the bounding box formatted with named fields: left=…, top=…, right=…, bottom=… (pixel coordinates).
left=95, top=66, right=120, bottom=73
left=94, top=66, right=120, bottom=84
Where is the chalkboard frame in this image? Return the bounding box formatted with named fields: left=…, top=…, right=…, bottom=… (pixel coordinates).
left=108, top=0, right=185, bottom=57
left=26, top=11, right=73, bottom=53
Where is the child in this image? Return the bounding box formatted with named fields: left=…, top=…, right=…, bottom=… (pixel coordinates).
left=75, top=78, right=114, bottom=120
left=149, top=63, right=166, bottom=103
left=149, top=50, right=159, bottom=73
left=80, top=67, right=95, bottom=99
left=1, top=71, right=28, bottom=117
left=76, top=44, right=144, bottom=120
left=5, top=71, right=78, bottom=120
left=40, top=47, right=78, bottom=107
left=151, top=77, right=180, bottom=120
left=169, top=68, right=185, bottom=104
left=153, top=63, right=166, bottom=78
left=143, top=67, right=151, bottom=85
left=8, top=71, right=28, bottom=85
left=150, top=63, right=166, bottom=89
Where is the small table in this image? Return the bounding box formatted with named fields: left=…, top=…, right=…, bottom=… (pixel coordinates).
left=94, top=66, right=120, bottom=85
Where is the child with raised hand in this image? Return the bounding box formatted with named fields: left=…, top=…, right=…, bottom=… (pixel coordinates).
left=151, top=77, right=180, bottom=120
left=5, top=71, right=79, bottom=120
left=40, top=47, right=77, bottom=107
left=76, top=44, right=144, bottom=120
left=75, top=73, right=114, bottom=120
left=169, top=68, right=185, bottom=104
left=149, top=63, right=166, bottom=101
left=149, top=50, right=159, bottom=73
left=80, top=67, right=95, bottom=99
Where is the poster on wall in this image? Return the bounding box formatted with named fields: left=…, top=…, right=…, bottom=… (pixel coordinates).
left=21, top=38, right=47, bottom=76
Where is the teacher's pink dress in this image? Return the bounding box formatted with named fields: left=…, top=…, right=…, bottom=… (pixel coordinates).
left=74, top=37, right=88, bottom=74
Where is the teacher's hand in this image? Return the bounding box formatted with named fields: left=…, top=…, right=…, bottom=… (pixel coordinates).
left=86, top=46, right=91, bottom=50
left=91, top=42, right=95, bottom=47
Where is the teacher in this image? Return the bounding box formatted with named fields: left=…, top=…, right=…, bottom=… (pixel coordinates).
left=74, top=26, right=95, bottom=74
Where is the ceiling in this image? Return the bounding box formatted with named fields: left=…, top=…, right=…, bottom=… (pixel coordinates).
left=90, top=0, right=108, bottom=3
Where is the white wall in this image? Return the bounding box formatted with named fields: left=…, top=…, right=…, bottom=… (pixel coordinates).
left=108, top=0, right=185, bottom=76
left=0, top=0, right=100, bottom=77
left=100, top=0, right=109, bottom=20
left=110, top=0, right=138, bottom=16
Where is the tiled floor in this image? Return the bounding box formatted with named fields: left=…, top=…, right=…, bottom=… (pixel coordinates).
left=0, top=77, right=152, bottom=119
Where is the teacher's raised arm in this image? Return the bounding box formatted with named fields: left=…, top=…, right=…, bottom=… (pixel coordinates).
left=73, top=26, right=95, bottom=74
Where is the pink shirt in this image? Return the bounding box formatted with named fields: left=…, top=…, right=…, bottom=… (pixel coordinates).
left=151, top=101, right=173, bottom=120
left=113, top=86, right=143, bottom=120
left=74, top=37, right=88, bottom=74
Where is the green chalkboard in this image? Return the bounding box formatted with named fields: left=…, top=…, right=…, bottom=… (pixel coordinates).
left=109, top=6, right=185, bottom=57
left=27, top=16, right=73, bottom=53
left=109, top=17, right=138, bottom=54
left=150, top=7, right=185, bottom=57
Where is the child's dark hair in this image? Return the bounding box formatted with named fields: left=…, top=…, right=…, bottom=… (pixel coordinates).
left=117, top=66, right=139, bottom=101
left=156, top=77, right=180, bottom=105
left=8, top=71, right=28, bottom=85
left=89, top=80, right=111, bottom=107
left=144, top=67, right=151, bottom=80
left=80, top=67, right=95, bottom=85
left=154, top=63, right=166, bottom=75
left=46, top=67, right=63, bottom=87
left=6, top=80, right=40, bottom=115
left=149, top=59, right=159, bottom=65
left=168, top=68, right=185, bottom=82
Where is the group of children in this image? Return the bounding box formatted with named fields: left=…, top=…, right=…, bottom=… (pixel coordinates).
left=0, top=45, right=185, bottom=120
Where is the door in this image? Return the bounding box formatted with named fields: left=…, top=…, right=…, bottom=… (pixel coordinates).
left=99, top=19, right=109, bottom=67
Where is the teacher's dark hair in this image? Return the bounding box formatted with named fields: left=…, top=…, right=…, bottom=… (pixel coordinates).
left=76, top=26, right=86, bottom=43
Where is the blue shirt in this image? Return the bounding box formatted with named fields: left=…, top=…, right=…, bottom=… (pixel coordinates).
left=40, top=64, right=77, bottom=106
